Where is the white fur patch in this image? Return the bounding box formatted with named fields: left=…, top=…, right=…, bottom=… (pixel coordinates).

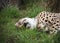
left=23, top=18, right=37, bottom=29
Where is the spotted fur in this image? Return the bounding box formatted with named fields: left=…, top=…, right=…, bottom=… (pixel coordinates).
left=36, top=11, right=60, bottom=34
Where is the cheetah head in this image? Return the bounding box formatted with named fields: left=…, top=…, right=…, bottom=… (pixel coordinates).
left=15, top=17, right=37, bottom=29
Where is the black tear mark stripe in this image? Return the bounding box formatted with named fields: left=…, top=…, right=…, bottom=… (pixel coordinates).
left=23, top=22, right=29, bottom=27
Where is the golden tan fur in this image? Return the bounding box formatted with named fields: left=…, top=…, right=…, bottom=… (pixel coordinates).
left=35, top=11, right=60, bottom=34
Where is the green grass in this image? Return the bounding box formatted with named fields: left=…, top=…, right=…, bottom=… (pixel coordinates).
left=0, top=1, right=60, bottom=43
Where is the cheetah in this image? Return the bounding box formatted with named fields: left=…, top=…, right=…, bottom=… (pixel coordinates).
left=15, top=11, right=60, bottom=34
